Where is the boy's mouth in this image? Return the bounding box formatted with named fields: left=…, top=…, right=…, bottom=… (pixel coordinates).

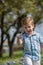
left=27, top=30, right=33, bottom=34
left=27, top=29, right=31, bottom=32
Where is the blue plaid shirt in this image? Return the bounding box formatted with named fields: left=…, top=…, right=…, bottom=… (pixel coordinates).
left=21, top=31, right=43, bottom=61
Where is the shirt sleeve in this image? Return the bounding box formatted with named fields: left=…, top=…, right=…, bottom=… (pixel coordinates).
left=20, top=34, right=25, bottom=44
left=39, top=34, right=43, bottom=44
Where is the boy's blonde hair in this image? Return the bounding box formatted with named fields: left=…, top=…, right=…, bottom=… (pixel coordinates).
left=21, top=16, right=34, bottom=26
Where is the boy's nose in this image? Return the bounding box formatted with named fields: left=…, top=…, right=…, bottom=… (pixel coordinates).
left=27, top=27, right=30, bottom=30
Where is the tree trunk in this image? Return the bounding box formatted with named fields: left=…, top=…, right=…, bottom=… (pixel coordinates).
left=7, top=29, right=19, bottom=57
left=8, top=42, right=13, bottom=57
left=0, top=11, right=4, bottom=57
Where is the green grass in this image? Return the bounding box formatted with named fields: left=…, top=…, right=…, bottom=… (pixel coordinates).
left=0, top=50, right=23, bottom=64
left=0, top=50, right=43, bottom=65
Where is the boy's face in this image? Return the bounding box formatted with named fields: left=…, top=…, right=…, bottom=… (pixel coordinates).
left=23, top=20, right=34, bottom=34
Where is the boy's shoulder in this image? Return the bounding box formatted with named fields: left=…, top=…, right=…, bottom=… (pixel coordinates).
left=21, top=32, right=26, bottom=36
left=33, top=31, right=41, bottom=37
left=21, top=32, right=28, bottom=38
left=34, top=31, right=39, bottom=35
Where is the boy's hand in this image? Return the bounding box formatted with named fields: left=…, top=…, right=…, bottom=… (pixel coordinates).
left=17, top=35, right=21, bottom=39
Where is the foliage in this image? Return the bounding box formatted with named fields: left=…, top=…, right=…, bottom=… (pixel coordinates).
left=0, top=0, right=43, bottom=57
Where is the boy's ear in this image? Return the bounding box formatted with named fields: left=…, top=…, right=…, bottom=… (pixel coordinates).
left=33, top=24, right=35, bottom=30
left=33, top=24, right=34, bottom=28
left=32, top=24, right=34, bottom=29
left=33, top=23, right=34, bottom=27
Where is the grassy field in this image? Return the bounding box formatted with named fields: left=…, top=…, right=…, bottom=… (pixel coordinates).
left=0, top=50, right=43, bottom=65
left=0, top=50, right=23, bottom=64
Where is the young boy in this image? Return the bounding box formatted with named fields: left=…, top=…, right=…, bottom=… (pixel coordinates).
left=17, top=15, right=43, bottom=65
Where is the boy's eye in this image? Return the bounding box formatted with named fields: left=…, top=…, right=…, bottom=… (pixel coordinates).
left=24, top=26, right=31, bottom=28
left=28, top=26, right=31, bottom=28
left=24, top=27, right=27, bottom=28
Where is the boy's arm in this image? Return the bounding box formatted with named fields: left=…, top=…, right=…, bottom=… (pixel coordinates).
left=41, top=44, right=43, bottom=53
left=17, top=35, right=23, bottom=45
left=39, top=34, right=43, bottom=53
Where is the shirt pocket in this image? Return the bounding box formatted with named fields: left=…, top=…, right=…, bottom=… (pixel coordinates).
left=24, top=38, right=31, bottom=51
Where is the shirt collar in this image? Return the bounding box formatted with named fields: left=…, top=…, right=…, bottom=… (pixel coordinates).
left=24, top=31, right=36, bottom=37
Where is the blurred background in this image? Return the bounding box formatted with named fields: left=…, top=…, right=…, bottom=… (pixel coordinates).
left=0, top=0, right=43, bottom=64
